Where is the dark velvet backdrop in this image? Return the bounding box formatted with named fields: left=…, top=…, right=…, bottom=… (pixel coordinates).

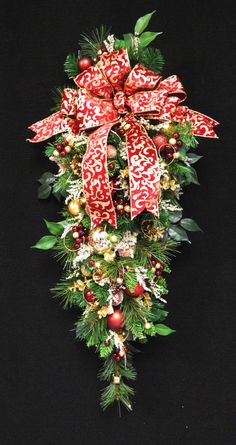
left=1, top=1, right=235, bottom=444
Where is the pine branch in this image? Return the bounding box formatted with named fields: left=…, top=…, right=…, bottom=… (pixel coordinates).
left=64, top=53, right=79, bottom=79
left=79, top=25, right=111, bottom=58
left=138, top=46, right=165, bottom=73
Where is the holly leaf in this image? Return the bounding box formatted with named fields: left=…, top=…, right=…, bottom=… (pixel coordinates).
left=38, top=172, right=55, bottom=185
left=32, top=235, right=57, bottom=250
left=180, top=218, right=202, bottom=232
left=168, top=225, right=191, bottom=243
left=139, top=31, right=162, bottom=47
left=134, top=10, right=156, bottom=35
left=169, top=210, right=183, bottom=223
left=37, top=183, right=52, bottom=199
left=155, top=324, right=175, bottom=336
left=187, top=153, right=203, bottom=164
left=44, top=219, right=64, bottom=236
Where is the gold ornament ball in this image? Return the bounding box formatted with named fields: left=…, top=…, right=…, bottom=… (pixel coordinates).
left=155, top=262, right=161, bottom=269
left=173, top=152, right=180, bottom=159
left=72, top=232, right=79, bottom=239
left=67, top=199, right=81, bottom=216
left=110, top=235, right=118, bottom=243
left=117, top=204, right=124, bottom=210
left=124, top=205, right=130, bottom=213
left=107, top=144, right=117, bottom=159
left=53, top=149, right=60, bottom=157
left=169, top=137, right=177, bottom=146
left=65, top=145, right=71, bottom=153
left=151, top=267, right=156, bottom=273
left=116, top=277, right=123, bottom=285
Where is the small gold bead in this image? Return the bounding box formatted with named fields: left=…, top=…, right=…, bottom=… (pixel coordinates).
left=72, top=232, right=79, bottom=239
left=169, top=138, right=177, bottom=146
left=53, top=150, right=60, bottom=157
left=124, top=205, right=130, bottom=213
left=65, top=145, right=71, bottom=153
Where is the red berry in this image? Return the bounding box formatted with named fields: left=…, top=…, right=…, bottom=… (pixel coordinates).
left=118, top=209, right=125, bottom=216
left=108, top=162, right=115, bottom=171
left=72, top=226, right=79, bottom=232
left=60, top=150, right=67, bottom=157
left=124, top=346, right=129, bottom=354
left=78, top=229, right=85, bottom=237
left=75, top=238, right=82, bottom=245
left=117, top=198, right=124, bottom=205
left=104, top=339, right=110, bottom=347
left=151, top=258, right=157, bottom=266
left=89, top=260, right=95, bottom=267
left=173, top=132, right=180, bottom=139
left=177, top=140, right=183, bottom=147
left=155, top=269, right=162, bottom=277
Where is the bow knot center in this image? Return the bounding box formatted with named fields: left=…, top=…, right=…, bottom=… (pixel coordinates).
left=113, top=91, right=127, bottom=114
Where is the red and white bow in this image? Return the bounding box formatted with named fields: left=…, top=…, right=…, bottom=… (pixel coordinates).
left=28, top=49, right=218, bottom=228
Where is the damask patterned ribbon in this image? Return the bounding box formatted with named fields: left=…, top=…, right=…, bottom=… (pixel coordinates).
left=28, top=49, right=218, bottom=227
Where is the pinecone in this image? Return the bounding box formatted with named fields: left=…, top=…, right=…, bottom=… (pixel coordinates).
left=70, top=154, right=82, bottom=175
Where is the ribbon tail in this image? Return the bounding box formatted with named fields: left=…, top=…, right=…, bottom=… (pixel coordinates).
left=185, top=108, right=219, bottom=138
left=82, top=123, right=117, bottom=228
left=125, top=115, right=160, bottom=220
left=27, top=112, right=69, bottom=143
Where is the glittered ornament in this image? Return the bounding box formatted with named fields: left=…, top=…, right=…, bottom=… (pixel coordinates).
left=67, top=199, right=81, bottom=216
left=125, top=283, right=144, bottom=297
left=152, top=134, right=169, bottom=151
left=112, top=289, right=124, bottom=306
left=88, top=226, right=111, bottom=254
left=107, top=309, right=124, bottom=331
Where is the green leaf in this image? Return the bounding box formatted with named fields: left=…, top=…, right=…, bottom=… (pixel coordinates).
left=180, top=218, right=202, bottom=232
left=114, top=38, right=126, bottom=49
left=37, top=183, right=51, bottom=199
left=134, top=10, right=156, bottom=35
left=187, top=166, right=200, bottom=185
left=169, top=225, right=191, bottom=243
left=38, top=172, right=55, bottom=185
left=139, top=31, right=162, bottom=47
left=169, top=210, right=183, bottom=223
left=187, top=153, right=203, bottom=164
left=155, top=324, right=175, bottom=336
left=123, top=33, right=134, bottom=52
left=44, top=219, right=64, bottom=236
left=32, top=235, right=57, bottom=250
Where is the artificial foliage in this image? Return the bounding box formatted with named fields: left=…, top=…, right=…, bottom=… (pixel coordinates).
left=28, top=11, right=218, bottom=412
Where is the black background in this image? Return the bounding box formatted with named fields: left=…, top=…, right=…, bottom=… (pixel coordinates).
left=1, top=1, right=235, bottom=444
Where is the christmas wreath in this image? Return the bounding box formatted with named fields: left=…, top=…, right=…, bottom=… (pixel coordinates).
left=28, top=11, right=218, bottom=412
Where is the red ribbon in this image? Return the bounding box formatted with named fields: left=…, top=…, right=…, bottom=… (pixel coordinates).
left=28, top=49, right=218, bottom=228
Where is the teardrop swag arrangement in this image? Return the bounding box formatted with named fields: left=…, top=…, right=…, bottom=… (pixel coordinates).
left=28, top=11, right=218, bottom=412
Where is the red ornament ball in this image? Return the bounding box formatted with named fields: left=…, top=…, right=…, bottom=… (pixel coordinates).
left=125, top=283, right=144, bottom=297
left=152, top=134, right=169, bottom=151
left=107, top=309, right=124, bottom=331
left=84, top=289, right=96, bottom=303
left=78, top=56, right=93, bottom=71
